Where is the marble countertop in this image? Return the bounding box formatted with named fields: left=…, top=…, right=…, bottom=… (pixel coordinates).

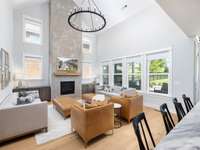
left=155, top=102, right=200, bottom=150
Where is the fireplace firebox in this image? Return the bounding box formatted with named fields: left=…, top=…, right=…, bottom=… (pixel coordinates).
left=60, top=81, right=75, bottom=95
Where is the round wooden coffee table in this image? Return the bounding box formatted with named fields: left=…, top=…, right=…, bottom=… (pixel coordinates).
left=114, top=103, right=122, bottom=128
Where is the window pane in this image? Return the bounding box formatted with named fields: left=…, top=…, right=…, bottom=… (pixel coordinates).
left=102, top=65, right=109, bottom=74
left=128, top=62, right=141, bottom=74
left=82, top=63, right=94, bottom=79
left=24, top=17, right=42, bottom=45
left=149, top=74, right=168, bottom=94
left=26, top=31, right=41, bottom=44
left=114, top=75, right=122, bottom=86
left=24, top=56, right=42, bottom=79
left=114, top=63, right=122, bottom=73
left=103, top=75, right=109, bottom=85
left=149, top=59, right=169, bottom=73
left=128, top=74, right=141, bottom=90
left=128, top=62, right=142, bottom=90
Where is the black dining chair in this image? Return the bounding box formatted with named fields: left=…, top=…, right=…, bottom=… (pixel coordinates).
left=182, top=94, right=193, bottom=113
left=160, top=103, right=175, bottom=134
left=132, top=112, right=155, bottom=150
left=173, top=98, right=186, bottom=122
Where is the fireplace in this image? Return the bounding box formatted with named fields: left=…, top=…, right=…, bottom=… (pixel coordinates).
left=60, top=81, right=75, bottom=95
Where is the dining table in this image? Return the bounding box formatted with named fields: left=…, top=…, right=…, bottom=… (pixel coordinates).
left=155, top=102, right=200, bottom=150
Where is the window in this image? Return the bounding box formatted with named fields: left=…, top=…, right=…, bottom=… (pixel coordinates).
left=82, top=63, right=94, bottom=79
left=148, top=57, right=170, bottom=95
left=114, top=63, right=122, bottom=86
left=127, top=62, right=142, bottom=90
left=100, top=49, right=171, bottom=96
left=23, top=16, right=42, bottom=45
left=102, top=65, right=109, bottom=85
left=82, top=40, right=92, bottom=54
left=24, top=56, right=43, bottom=80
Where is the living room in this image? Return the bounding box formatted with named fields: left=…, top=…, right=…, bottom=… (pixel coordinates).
left=0, top=0, right=200, bottom=150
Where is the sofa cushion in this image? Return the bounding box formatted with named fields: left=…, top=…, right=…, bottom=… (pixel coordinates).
left=0, top=91, right=41, bottom=109
left=121, top=89, right=137, bottom=97
left=84, top=100, right=108, bottom=109
left=18, top=90, right=39, bottom=98
left=17, top=95, right=34, bottom=105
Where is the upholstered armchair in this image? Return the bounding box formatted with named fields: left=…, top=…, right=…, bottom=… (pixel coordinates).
left=71, top=103, right=114, bottom=145
left=110, top=94, right=143, bottom=123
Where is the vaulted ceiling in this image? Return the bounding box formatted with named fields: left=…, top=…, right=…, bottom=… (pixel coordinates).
left=12, top=0, right=155, bottom=31
left=12, top=0, right=200, bottom=36
left=156, top=0, right=200, bottom=37
left=73, top=0, right=155, bottom=31
left=12, top=0, right=48, bottom=9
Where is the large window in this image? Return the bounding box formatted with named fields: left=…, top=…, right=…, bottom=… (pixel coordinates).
left=24, top=56, right=43, bottom=80
left=127, top=62, right=142, bottom=90
left=102, top=65, right=109, bottom=85
left=100, top=49, right=171, bottom=96
left=148, top=58, right=169, bottom=94
left=23, top=16, right=42, bottom=45
left=82, top=63, right=94, bottom=80
left=114, top=63, right=122, bottom=86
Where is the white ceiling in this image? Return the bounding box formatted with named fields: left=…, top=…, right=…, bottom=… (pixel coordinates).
left=12, top=0, right=155, bottom=31
left=156, top=0, right=200, bottom=37
left=73, top=0, right=155, bottom=31
left=12, top=0, right=49, bottom=9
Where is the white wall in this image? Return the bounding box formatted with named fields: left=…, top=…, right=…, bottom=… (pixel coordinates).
left=0, top=0, right=13, bottom=103
left=13, top=3, right=49, bottom=87
left=96, top=4, right=194, bottom=111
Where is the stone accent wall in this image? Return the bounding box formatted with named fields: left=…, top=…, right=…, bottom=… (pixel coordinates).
left=50, top=0, right=82, bottom=99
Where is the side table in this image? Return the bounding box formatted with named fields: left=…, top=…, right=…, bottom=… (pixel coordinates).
left=114, top=103, right=122, bottom=128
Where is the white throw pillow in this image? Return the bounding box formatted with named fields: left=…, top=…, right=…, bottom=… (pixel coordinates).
left=92, top=94, right=105, bottom=102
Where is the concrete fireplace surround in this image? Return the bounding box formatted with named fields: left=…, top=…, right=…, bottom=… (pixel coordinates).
left=50, top=0, right=82, bottom=99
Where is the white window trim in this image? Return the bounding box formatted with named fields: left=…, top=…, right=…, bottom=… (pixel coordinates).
left=100, top=47, right=173, bottom=97
left=146, top=51, right=172, bottom=96
left=126, top=57, right=143, bottom=91
left=101, top=63, right=110, bottom=86
left=112, top=60, right=123, bottom=87
left=23, top=54, right=43, bottom=80
left=23, top=15, right=43, bottom=45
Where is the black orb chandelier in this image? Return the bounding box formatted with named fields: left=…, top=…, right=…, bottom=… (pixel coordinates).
left=68, top=0, right=106, bottom=33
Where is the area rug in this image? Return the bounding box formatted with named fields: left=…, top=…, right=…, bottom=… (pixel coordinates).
left=35, top=105, right=73, bottom=144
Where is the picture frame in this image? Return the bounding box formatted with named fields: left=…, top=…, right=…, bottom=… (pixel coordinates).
left=0, top=48, right=10, bottom=90
left=57, top=57, right=79, bottom=73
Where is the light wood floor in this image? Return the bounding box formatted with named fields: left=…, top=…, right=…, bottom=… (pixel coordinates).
left=0, top=107, right=177, bottom=150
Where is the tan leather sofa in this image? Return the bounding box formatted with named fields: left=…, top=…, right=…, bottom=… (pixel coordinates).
left=71, top=103, right=114, bottom=145
left=110, top=94, right=143, bottom=123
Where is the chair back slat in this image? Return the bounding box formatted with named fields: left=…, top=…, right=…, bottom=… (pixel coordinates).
left=182, top=94, right=194, bottom=113
left=173, top=98, right=186, bottom=122
left=160, top=103, right=175, bottom=134
left=140, top=122, right=149, bottom=150
left=132, top=112, right=155, bottom=150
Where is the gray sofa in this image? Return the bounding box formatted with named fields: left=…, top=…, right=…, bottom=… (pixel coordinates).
left=0, top=93, right=48, bottom=143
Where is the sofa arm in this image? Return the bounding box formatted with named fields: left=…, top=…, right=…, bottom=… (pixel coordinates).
left=71, top=105, right=86, bottom=139
left=0, top=102, right=48, bottom=142
left=110, top=96, right=123, bottom=104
